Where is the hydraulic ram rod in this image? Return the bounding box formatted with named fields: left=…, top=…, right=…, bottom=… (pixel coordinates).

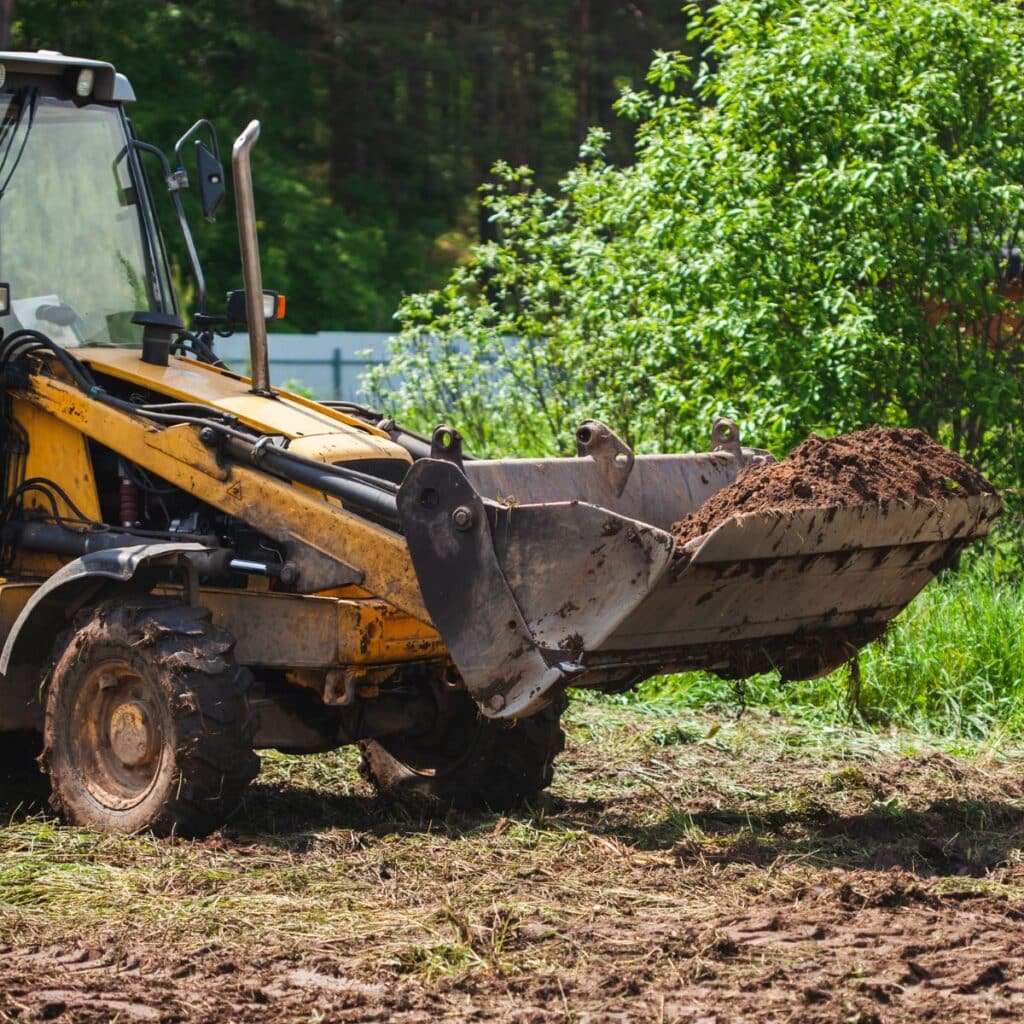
left=5, top=523, right=293, bottom=581
left=217, top=434, right=402, bottom=526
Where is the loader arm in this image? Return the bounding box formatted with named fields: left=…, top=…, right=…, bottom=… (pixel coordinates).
left=16, top=369, right=431, bottom=621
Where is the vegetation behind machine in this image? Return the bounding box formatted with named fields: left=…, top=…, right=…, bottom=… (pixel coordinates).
left=378, top=0, right=1024, bottom=542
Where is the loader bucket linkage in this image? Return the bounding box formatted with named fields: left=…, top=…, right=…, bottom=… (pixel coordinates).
left=397, top=422, right=1002, bottom=720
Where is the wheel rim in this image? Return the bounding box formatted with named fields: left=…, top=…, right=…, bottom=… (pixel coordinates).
left=69, top=659, right=168, bottom=810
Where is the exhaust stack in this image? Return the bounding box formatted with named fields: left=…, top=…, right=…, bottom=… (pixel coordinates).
left=231, top=120, right=271, bottom=395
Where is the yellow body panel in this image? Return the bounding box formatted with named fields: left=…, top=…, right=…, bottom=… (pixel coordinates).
left=0, top=581, right=37, bottom=635
left=11, top=398, right=101, bottom=519
left=21, top=371, right=432, bottom=623
left=199, top=589, right=443, bottom=668
left=0, top=582, right=43, bottom=729
left=0, top=572, right=439, bottom=733
left=76, top=347, right=409, bottom=461
left=7, top=397, right=102, bottom=578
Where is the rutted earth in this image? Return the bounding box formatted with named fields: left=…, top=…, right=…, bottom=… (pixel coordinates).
left=0, top=704, right=1022, bottom=1023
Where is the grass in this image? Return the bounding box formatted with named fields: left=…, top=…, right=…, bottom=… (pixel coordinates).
left=626, top=554, right=1024, bottom=741
left=2, top=699, right=1016, bottom=953
left=0, top=549, right=1022, bottom=1021
left=1, top=701, right=1022, bottom=1012
left=0, top=697, right=1022, bottom=1020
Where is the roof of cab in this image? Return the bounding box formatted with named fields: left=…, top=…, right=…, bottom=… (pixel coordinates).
left=0, top=50, right=135, bottom=101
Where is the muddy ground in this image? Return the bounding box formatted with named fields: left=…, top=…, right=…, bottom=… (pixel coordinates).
left=0, top=702, right=1022, bottom=1023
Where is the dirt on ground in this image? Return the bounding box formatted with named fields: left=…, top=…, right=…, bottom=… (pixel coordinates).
left=0, top=705, right=1022, bottom=1022
left=673, top=426, right=997, bottom=545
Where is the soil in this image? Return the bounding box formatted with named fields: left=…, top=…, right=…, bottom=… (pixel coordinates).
left=4, top=890, right=1024, bottom=1024
left=673, top=426, right=996, bottom=546
left=1, top=704, right=1022, bottom=1023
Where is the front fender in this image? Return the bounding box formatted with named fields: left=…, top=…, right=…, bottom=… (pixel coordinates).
left=0, top=542, right=209, bottom=674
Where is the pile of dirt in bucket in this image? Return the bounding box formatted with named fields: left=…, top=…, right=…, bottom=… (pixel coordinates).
left=672, top=426, right=996, bottom=546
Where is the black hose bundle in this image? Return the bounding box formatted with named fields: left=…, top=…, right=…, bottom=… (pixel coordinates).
left=0, top=328, right=403, bottom=527
left=0, top=329, right=98, bottom=391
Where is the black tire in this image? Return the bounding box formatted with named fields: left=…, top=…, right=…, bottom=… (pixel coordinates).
left=41, top=600, right=259, bottom=837
left=359, top=690, right=566, bottom=812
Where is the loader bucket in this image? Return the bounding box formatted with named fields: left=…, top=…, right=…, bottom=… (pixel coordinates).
left=397, top=446, right=1001, bottom=720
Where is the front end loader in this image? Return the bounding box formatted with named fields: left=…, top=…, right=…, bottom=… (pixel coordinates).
left=0, top=52, right=1001, bottom=835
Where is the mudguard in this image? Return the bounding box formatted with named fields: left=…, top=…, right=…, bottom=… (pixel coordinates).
left=0, top=543, right=209, bottom=674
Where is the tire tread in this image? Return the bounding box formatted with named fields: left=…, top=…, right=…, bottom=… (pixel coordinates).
left=43, top=599, right=258, bottom=837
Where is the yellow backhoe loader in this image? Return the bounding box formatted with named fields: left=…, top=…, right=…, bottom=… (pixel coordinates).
left=0, top=52, right=1001, bottom=835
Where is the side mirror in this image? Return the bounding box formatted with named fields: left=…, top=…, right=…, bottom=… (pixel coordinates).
left=226, top=289, right=287, bottom=324
left=174, top=119, right=224, bottom=223
left=195, top=141, right=225, bottom=221
left=0, top=284, right=9, bottom=317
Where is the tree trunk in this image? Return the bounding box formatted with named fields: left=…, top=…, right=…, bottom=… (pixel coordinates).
left=0, top=0, right=14, bottom=49
left=577, top=0, right=591, bottom=145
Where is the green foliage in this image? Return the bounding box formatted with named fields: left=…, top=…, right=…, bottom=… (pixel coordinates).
left=632, top=557, right=1024, bottom=739
left=279, top=378, right=315, bottom=399
left=379, top=0, right=1024, bottom=508
left=10, top=0, right=393, bottom=332
left=9, top=0, right=689, bottom=332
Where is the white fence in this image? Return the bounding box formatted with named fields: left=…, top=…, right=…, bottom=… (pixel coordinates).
left=212, top=332, right=392, bottom=401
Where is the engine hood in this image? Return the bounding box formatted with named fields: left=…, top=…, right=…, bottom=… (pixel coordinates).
left=76, top=347, right=410, bottom=467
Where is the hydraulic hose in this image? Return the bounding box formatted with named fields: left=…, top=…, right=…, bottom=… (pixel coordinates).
left=94, top=392, right=401, bottom=525
left=217, top=434, right=400, bottom=526
left=0, top=330, right=97, bottom=391
left=4, top=331, right=403, bottom=528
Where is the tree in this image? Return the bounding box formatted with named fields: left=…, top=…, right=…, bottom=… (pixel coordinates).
left=10, top=0, right=392, bottom=331
left=0, top=0, right=13, bottom=48
left=9, top=0, right=690, bottom=330
left=377, top=0, right=1024, bottom=510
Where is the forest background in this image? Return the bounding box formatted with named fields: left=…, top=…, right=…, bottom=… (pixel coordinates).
left=0, top=0, right=692, bottom=333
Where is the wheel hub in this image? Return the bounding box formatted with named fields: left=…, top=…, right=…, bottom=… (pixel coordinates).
left=108, top=700, right=157, bottom=768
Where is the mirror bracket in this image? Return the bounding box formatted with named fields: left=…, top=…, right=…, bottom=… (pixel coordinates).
left=133, top=139, right=207, bottom=315
left=174, top=118, right=225, bottom=222
left=167, top=168, right=189, bottom=192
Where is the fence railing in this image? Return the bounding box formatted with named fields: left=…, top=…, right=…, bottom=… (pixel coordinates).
left=219, top=349, right=390, bottom=401
left=213, top=331, right=392, bottom=402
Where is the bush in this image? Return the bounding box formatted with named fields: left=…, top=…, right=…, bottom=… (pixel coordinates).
left=374, top=0, right=1024, bottom=516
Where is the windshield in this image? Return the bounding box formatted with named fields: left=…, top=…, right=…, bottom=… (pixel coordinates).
left=0, top=92, right=172, bottom=347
